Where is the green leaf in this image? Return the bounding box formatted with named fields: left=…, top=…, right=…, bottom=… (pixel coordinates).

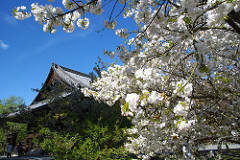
left=68, top=2, right=73, bottom=8
left=122, top=102, right=129, bottom=113
left=164, top=109, right=170, bottom=115
left=212, top=1, right=221, bottom=7
left=183, top=17, right=192, bottom=24
left=199, top=64, right=209, bottom=73
left=168, top=17, right=177, bottom=22
left=12, top=8, right=18, bottom=16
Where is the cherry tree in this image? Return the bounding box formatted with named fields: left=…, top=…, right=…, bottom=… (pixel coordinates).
left=14, top=0, right=240, bottom=159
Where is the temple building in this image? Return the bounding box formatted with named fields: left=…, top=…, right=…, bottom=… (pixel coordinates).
left=6, top=63, right=93, bottom=154
left=8, top=62, right=92, bottom=119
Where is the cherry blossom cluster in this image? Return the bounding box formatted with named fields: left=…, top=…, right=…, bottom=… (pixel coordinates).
left=13, top=6, right=31, bottom=20
left=84, top=0, right=239, bottom=158
left=15, top=0, right=240, bottom=159
left=13, top=0, right=103, bottom=33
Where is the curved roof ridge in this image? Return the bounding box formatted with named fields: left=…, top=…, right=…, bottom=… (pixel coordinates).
left=54, top=63, right=91, bottom=88
left=31, top=63, right=91, bottom=104
left=53, top=63, right=91, bottom=78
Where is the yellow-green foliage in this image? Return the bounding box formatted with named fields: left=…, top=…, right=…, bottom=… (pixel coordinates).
left=35, top=91, right=132, bottom=160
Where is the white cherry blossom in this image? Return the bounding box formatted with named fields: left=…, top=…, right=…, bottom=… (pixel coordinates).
left=14, top=0, right=240, bottom=159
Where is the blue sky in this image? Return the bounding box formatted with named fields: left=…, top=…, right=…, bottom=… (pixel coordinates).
left=0, top=1, right=135, bottom=105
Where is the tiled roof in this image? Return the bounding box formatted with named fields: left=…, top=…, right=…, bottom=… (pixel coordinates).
left=53, top=63, right=91, bottom=88
left=7, top=63, right=92, bottom=119
left=31, top=63, right=92, bottom=104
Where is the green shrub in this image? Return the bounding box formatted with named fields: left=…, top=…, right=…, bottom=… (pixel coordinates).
left=35, top=92, right=132, bottom=160
left=0, top=128, right=6, bottom=155
left=39, top=118, right=130, bottom=160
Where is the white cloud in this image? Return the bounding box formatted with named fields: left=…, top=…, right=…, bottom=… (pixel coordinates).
left=75, top=27, right=94, bottom=38
left=0, top=40, right=9, bottom=50
left=35, top=36, right=67, bottom=53
left=35, top=27, right=94, bottom=53
left=4, top=15, right=18, bottom=25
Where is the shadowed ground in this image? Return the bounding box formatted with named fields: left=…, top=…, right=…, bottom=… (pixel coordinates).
left=0, top=156, right=52, bottom=160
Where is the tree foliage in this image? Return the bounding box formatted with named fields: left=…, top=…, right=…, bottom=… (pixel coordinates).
left=32, top=91, right=131, bottom=160
left=14, top=0, right=240, bottom=159
left=0, top=96, right=25, bottom=117
left=0, top=96, right=27, bottom=154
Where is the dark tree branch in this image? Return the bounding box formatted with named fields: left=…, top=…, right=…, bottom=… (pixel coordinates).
left=228, top=9, right=240, bottom=24
left=108, top=0, right=118, bottom=22
left=111, top=1, right=126, bottom=23
left=225, top=9, right=240, bottom=34
left=167, top=0, right=180, bottom=9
